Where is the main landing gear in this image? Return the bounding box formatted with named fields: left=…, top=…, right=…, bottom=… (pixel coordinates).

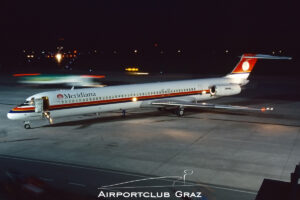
left=122, top=110, right=126, bottom=117
left=158, top=107, right=184, bottom=117
left=176, top=107, right=184, bottom=117
left=24, top=121, right=31, bottom=129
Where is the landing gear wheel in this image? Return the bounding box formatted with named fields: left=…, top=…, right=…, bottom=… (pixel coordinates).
left=24, top=123, right=31, bottom=129
left=158, top=107, right=165, bottom=111
left=176, top=107, right=184, bottom=117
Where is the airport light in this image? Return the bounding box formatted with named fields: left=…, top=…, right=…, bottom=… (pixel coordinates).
left=135, top=72, right=149, bottom=75
left=125, top=67, right=139, bottom=72
left=55, top=53, right=63, bottom=63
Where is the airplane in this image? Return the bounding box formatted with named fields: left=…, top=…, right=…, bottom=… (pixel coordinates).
left=7, top=53, right=291, bottom=129
left=14, top=74, right=105, bottom=87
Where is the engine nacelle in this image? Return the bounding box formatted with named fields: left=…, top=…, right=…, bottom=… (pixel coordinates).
left=210, top=84, right=241, bottom=96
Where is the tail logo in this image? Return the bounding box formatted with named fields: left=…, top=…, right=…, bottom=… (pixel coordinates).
left=242, top=61, right=250, bottom=71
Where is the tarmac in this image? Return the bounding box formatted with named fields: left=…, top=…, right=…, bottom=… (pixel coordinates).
left=0, top=74, right=299, bottom=199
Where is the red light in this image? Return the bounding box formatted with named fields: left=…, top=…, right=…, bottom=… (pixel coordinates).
left=80, top=75, right=106, bottom=78
left=13, top=73, right=41, bottom=77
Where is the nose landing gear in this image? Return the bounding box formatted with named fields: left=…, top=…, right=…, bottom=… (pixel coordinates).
left=24, top=121, right=31, bottom=129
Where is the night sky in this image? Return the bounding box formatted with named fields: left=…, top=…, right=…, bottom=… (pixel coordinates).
left=1, top=0, right=299, bottom=75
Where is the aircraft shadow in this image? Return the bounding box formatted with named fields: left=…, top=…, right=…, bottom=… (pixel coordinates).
left=42, top=109, right=248, bottom=129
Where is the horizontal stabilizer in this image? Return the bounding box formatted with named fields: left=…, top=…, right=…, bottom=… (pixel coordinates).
left=242, top=54, right=292, bottom=60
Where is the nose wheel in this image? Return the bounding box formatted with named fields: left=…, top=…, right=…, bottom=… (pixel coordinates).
left=24, top=121, right=31, bottom=129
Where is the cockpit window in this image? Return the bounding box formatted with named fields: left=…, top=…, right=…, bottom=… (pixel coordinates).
left=18, top=100, right=34, bottom=107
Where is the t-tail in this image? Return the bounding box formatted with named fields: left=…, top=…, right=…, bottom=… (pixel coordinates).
left=225, top=53, right=292, bottom=84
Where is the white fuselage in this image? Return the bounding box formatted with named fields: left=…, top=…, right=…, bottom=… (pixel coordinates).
left=7, top=77, right=242, bottom=121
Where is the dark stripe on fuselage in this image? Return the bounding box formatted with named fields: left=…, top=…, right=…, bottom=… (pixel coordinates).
left=9, top=110, right=35, bottom=113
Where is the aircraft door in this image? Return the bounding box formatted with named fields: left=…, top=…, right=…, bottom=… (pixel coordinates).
left=34, top=98, right=43, bottom=113
left=42, top=96, right=50, bottom=111
left=34, top=96, right=49, bottom=113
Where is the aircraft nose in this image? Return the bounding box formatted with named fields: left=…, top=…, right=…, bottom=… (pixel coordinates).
left=7, top=108, right=19, bottom=120
left=7, top=111, right=15, bottom=120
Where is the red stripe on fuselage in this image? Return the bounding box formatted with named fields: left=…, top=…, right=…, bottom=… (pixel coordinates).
left=12, top=107, right=35, bottom=111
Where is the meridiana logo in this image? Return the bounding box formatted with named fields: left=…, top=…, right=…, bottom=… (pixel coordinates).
left=242, top=61, right=250, bottom=71
left=56, top=92, right=96, bottom=99
left=57, top=94, right=64, bottom=99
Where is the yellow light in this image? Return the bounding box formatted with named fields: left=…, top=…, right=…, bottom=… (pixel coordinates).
left=132, top=97, right=137, bottom=102
left=202, top=91, right=206, bottom=94
left=55, top=53, right=62, bottom=63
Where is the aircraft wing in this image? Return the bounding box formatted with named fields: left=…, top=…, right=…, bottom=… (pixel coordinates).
left=151, top=100, right=273, bottom=112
